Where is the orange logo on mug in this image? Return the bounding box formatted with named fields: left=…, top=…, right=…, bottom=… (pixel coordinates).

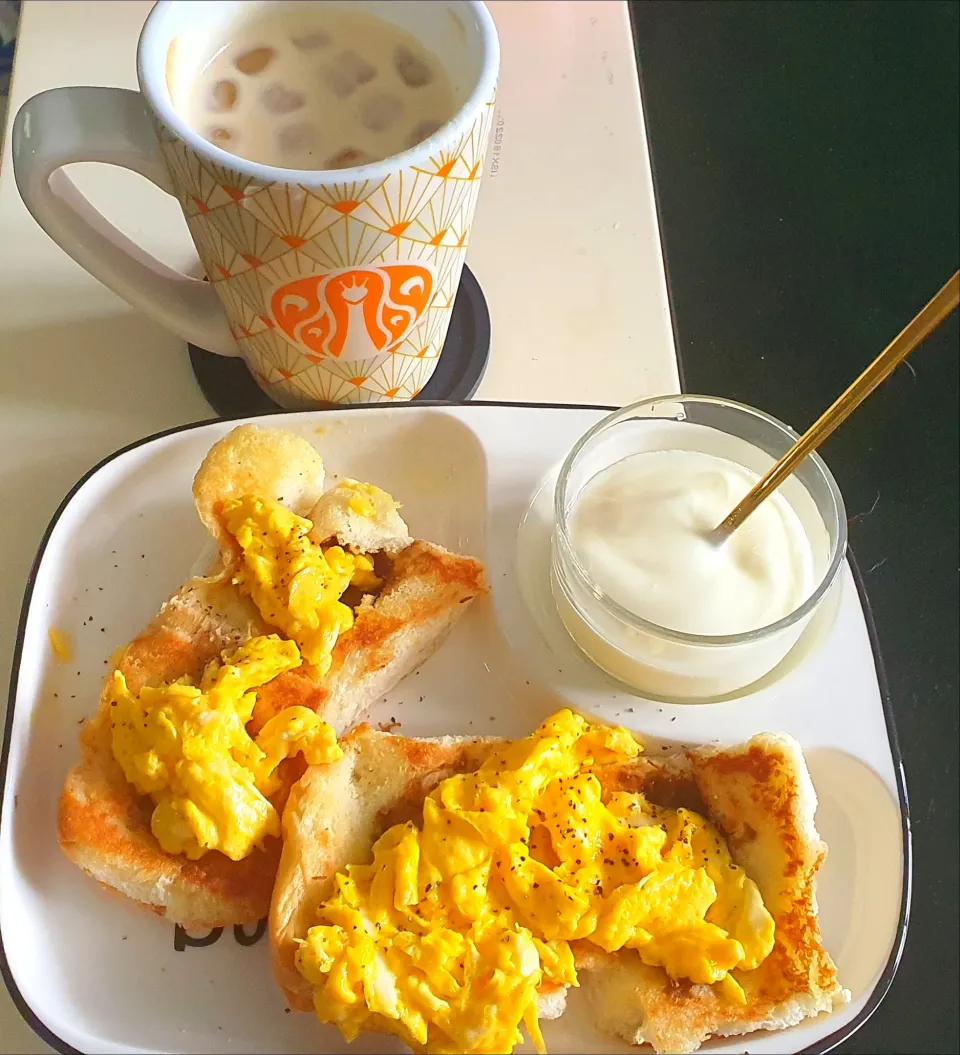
left=271, top=264, right=434, bottom=362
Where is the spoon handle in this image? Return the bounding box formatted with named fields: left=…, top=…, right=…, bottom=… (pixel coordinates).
left=714, top=269, right=960, bottom=541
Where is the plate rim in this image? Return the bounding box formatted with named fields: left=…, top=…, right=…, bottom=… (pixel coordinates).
left=0, top=400, right=912, bottom=1055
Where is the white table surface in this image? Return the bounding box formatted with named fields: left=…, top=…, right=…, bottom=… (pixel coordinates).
left=0, top=2, right=678, bottom=1050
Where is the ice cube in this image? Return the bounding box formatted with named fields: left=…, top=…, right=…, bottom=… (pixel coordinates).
left=325, top=147, right=374, bottom=170
left=234, top=46, right=276, bottom=76
left=261, top=83, right=306, bottom=115
left=360, top=93, right=404, bottom=133
left=407, top=119, right=443, bottom=148
left=319, top=50, right=378, bottom=99
left=291, top=29, right=331, bottom=50
left=394, top=45, right=434, bottom=88
left=209, top=79, right=239, bottom=113
left=277, top=122, right=319, bottom=154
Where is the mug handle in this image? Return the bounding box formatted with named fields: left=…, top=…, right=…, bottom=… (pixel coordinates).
left=12, top=86, right=240, bottom=357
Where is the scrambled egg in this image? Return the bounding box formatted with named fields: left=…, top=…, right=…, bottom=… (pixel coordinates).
left=342, top=478, right=386, bottom=517
left=222, top=495, right=381, bottom=678
left=296, top=710, right=775, bottom=1054
left=109, top=634, right=342, bottom=861
left=48, top=627, right=73, bottom=663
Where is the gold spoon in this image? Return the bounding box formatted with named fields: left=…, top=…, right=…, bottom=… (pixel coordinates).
left=712, top=269, right=960, bottom=543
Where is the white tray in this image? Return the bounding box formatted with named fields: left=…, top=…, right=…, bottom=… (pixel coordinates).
left=0, top=403, right=909, bottom=1055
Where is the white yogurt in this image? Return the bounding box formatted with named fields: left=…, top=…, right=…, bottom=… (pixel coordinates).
left=568, top=450, right=816, bottom=636
left=549, top=403, right=842, bottom=701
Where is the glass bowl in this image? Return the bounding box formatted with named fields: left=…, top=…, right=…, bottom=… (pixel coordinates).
left=550, top=395, right=847, bottom=702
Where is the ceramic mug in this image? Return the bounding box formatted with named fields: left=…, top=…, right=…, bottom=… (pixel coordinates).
left=12, top=0, right=498, bottom=408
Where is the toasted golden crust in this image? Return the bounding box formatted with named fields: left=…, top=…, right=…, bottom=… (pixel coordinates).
left=113, top=574, right=271, bottom=695
left=580, top=734, right=849, bottom=1053
left=192, top=424, right=327, bottom=563
left=58, top=707, right=282, bottom=929
left=317, top=540, right=486, bottom=735
left=271, top=729, right=847, bottom=1051
left=56, top=576, right=304, bottom=928
left=59, top=425, right=487, bottom=930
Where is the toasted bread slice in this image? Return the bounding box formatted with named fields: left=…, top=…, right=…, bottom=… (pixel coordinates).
left=58, top=426, right=486, bottom=929
left=270, top=729, right=848, bottom=1052
left=193, top=423, right=327, bottom=562
left=271, top=727, right=499, bottom=1010
left=58, top=705, right=283, bottom=930
left=579, top=734, right=850, bottom=1053
left=271, top=728, right=569, bottom=1023
left=309, top=479, right=412, bottom=556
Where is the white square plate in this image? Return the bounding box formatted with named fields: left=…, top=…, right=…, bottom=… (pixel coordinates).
left=0, top=404, right=908, bottom=1054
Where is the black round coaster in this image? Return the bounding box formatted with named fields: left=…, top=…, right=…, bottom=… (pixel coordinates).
left=189, top=264, right=490, bottom=417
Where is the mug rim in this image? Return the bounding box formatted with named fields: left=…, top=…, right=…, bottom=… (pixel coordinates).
left=136, top=0, right=499, bottom=185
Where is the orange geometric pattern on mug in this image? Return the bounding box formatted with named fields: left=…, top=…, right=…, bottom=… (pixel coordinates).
left=270, top=264, right=435, bottom=363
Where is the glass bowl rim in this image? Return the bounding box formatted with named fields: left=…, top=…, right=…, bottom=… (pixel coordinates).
left=553, top=393, right=848, bottom=647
